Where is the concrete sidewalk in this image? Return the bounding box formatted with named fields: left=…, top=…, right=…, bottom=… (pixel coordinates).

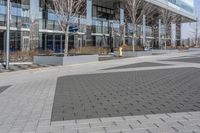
left=0, top=50, right=200, bottom=133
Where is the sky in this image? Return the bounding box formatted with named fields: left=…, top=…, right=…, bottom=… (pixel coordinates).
left=182, top=0, right=200, bottom=39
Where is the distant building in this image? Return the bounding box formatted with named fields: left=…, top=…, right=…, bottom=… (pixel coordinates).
left=0, top=0, right=197, bottom=53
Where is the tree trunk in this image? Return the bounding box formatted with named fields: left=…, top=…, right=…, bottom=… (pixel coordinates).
left=165, top=24, right=167, bottom=50
left=122, top=24, right=126, bottom=45
left=132, top=24, right=137, bottom=52
left=64, top=25, right=70, bottom=56
left=132, top=35, right=135, bottom=52
left=165, top=37, right=167, bottom=50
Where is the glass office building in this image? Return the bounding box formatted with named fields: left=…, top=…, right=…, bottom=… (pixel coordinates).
left=0, top=0, right=196, bottom=54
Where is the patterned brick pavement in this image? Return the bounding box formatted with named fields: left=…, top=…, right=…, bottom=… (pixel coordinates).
left=0, top=50, right=200, bottom=133
left=52, top=67, right=200, bottom=122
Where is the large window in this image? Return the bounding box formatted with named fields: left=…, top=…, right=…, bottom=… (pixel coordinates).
left=0, top=0, right=30, bottom=27
left=92, top=4, right=114, bottom=19
left=168, top=0, right=194, bottom=13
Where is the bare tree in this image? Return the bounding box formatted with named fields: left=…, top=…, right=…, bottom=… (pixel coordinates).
left=47, top=0, right=85, bottom=55
left=29, top=9, right=39, bottom=51
left=188, top=22, right=197, bottom=47
left=195, top=11, right=200, bottom=47
left=125, top=0, right=154, bottom=51
left=188, top=10, right=200, bottom=47
left=125, top=0, right=140, bottom=51
left=193, top=3, right=200, bottom=47
left=159, top=9, right=175, bottom=49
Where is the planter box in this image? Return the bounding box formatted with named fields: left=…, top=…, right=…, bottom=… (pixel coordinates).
left=114, top=51, right=152, bottom=57
left=33, top=55, right=99, bottom=65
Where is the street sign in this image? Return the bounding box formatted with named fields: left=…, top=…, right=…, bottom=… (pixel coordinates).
left=69, top=25, right=78, bottom=32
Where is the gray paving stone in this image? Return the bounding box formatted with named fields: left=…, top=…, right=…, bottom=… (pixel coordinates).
left=163, top=57, right=200, bottom=63
left=0, top=85, right=11, bottom=94
left=52, top=67, right=200, bottom=121
left=1, top=50, right=200, bottom=133
left=78, top=127, right=106, bottom=133
left=0, top=64, right=56, bottom=73
left=104, top=62, right=171, bottom=70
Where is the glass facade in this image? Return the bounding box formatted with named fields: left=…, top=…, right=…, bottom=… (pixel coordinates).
left=0, top=0, right=195, bottom=56
left=168, top=0, right=194, bottom=14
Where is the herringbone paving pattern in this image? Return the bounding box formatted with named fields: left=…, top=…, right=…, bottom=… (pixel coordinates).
left=52, top=67, right=200, bottom=121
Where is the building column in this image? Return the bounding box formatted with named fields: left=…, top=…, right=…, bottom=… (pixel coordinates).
left=171, top=23, right=176, bottom=48
left=44, top=34, right=47, bottom=51
left=176, top=23, right=181, bottom=47
left=60, top=35, right=63, bottom=53
left=120, top=0, right=125, bottom=25
left=120, top=0, right=125, bottom=45
left=158, top=19, right=161, bottom=48
left=86, top=0, right=92, bottom=25
left=143, top=15, right=146, bottom=46
left=39, top=33, right=42, bottom=48
left=3, top=31, right=6, bottom=62
left=86, top=0, right=92, bottom=46
left=53, top=34, right=55, bottom=52
left=29, top=0, right=40, bottom=50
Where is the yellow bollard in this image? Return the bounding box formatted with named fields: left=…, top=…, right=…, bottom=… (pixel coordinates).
left=119, top=46, right=123, bottom=57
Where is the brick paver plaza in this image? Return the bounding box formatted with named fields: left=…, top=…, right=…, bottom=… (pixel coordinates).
left=53, top=68, right=200, bottom=121
left=0, top=50, right=200, bottom=133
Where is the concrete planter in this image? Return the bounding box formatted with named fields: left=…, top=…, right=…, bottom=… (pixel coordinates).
left=152, top=49, right=178, bottom=55
left=33, top=55, right=99, bottom=65
left=114, top=51, right=152, bottom=57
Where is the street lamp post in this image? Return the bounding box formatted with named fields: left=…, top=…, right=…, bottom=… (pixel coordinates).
left=196, top=17, right=199, bottom=48
left=143, top=15, right=146, bottom=46
left=6, top=0, right=10, bottom=69
left=158, top=19, right=161, bottom=49
left=109, top=22, right=114, bottom=52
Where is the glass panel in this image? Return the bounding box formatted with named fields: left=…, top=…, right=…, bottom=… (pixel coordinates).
left=46, top=20, right=54, bottom=30
left=10, top=31, right=21, bottom=52
left=55, top=35, right=61, bottom=53
left=146, top=26, right=153, bottom=37
left=42, top=34, right=46, bottom=50
left=92, top=18, right=103, bottom=33
left=54, top=21, right=61, bottom=31
left=47, top=35, right=53, bottom=51
left=95, top=36, right=102, bottom=47
left=103, top=20, right=108, bottom=34
left=62, top=35, right=65, bottom=52
left=0, top=32, right=4, bottom=51
left=0, top=15, right=5, bottom=26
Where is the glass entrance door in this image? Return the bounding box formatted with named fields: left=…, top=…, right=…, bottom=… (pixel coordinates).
left=0, top=32, right=4, bottom=51
left=22, top=36, right=30, bottom=51
left=0, top=31, right=4, bottom=62
left=47, top=35, right=53, bottom=51
left=10, top=31, right=21, bottom=52
left=78, top=38, right=83, bottom=48
left=42, top=33, right=64, bottom=53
